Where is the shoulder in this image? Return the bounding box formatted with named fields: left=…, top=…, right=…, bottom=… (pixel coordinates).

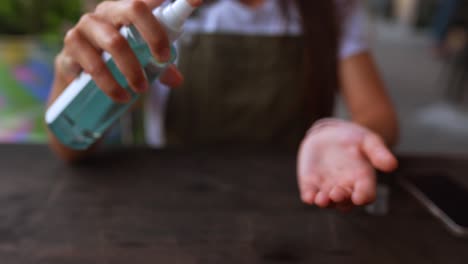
left=336, top=0, right=370, bottom=59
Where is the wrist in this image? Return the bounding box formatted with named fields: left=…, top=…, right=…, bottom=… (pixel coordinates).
left=306, top=118, right=347, bottom=136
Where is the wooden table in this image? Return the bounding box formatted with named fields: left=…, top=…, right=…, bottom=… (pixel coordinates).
left=1, top=144, right=467, bottom=263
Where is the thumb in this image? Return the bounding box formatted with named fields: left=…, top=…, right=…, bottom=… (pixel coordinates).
left=361, top=132, right=398, bottom=172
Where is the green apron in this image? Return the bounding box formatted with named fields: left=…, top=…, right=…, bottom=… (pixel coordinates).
left=165, top=34, right=326, bottom=149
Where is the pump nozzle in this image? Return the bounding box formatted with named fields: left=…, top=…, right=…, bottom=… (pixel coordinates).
left=153, top=0, right=201, bottom=42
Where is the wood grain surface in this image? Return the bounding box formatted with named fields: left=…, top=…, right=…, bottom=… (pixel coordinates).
left=0, top=145, right=467, bottom=263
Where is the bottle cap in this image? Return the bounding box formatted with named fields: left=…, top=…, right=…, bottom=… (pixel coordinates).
left=153, top=0, right=198, bottom=42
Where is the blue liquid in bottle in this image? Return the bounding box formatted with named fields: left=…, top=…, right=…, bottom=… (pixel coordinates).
left=46, top=25, right=176, bottom=150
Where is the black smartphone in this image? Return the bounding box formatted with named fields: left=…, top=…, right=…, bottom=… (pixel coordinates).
left=399, top=173, right=468, bottom=237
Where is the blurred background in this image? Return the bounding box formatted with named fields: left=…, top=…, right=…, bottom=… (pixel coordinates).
left=353, top=0, right=468, bottom=155
left=0, top=0, right=467, bottom=154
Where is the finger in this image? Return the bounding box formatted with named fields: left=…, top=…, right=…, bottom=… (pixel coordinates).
left=300, top=184, right=318, bottom=205
left=160, top=65, right=184, bottom=88
left=135, top=0, right=169, bottom=10
left=138, top=0, right=204, bottom=9
left=329, top=186, right=352, bottom=204
left=186, top=0, right=204, bottom=7
left=352, top=177, right=377, bottom=206
left=361, top=133, right=398, bottom=172
left=77, top=14, right=148, bottom=94
left=95, top=0, right=171, bottom=62
left=301, top=190, right=317, bottom=205
left=315, top=191, right=331, bottom=208
left=297, top=172, right=321, bottom=205
left=55, top=52, right=82, bottom=81
left=64, top=29, right=130, bottom=102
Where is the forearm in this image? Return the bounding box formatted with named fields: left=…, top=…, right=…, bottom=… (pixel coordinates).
left=340, top=52, right=399, bottom=148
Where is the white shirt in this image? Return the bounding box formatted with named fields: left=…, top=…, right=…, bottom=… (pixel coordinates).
left=145, top=0, right=370, bottom=147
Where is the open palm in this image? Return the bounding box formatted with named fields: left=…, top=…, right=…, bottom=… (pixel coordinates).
left=297, top=120, right=398, bottom=211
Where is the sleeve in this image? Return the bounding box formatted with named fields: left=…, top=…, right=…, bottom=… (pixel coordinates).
left=339, top=0, right=370, bottom=59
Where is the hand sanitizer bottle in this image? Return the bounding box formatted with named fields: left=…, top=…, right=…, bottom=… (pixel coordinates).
left=45, top=0, right=198, bottom=150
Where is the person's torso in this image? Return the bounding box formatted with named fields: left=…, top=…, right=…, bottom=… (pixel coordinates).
left=163, top=1, right=343, bottom=148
